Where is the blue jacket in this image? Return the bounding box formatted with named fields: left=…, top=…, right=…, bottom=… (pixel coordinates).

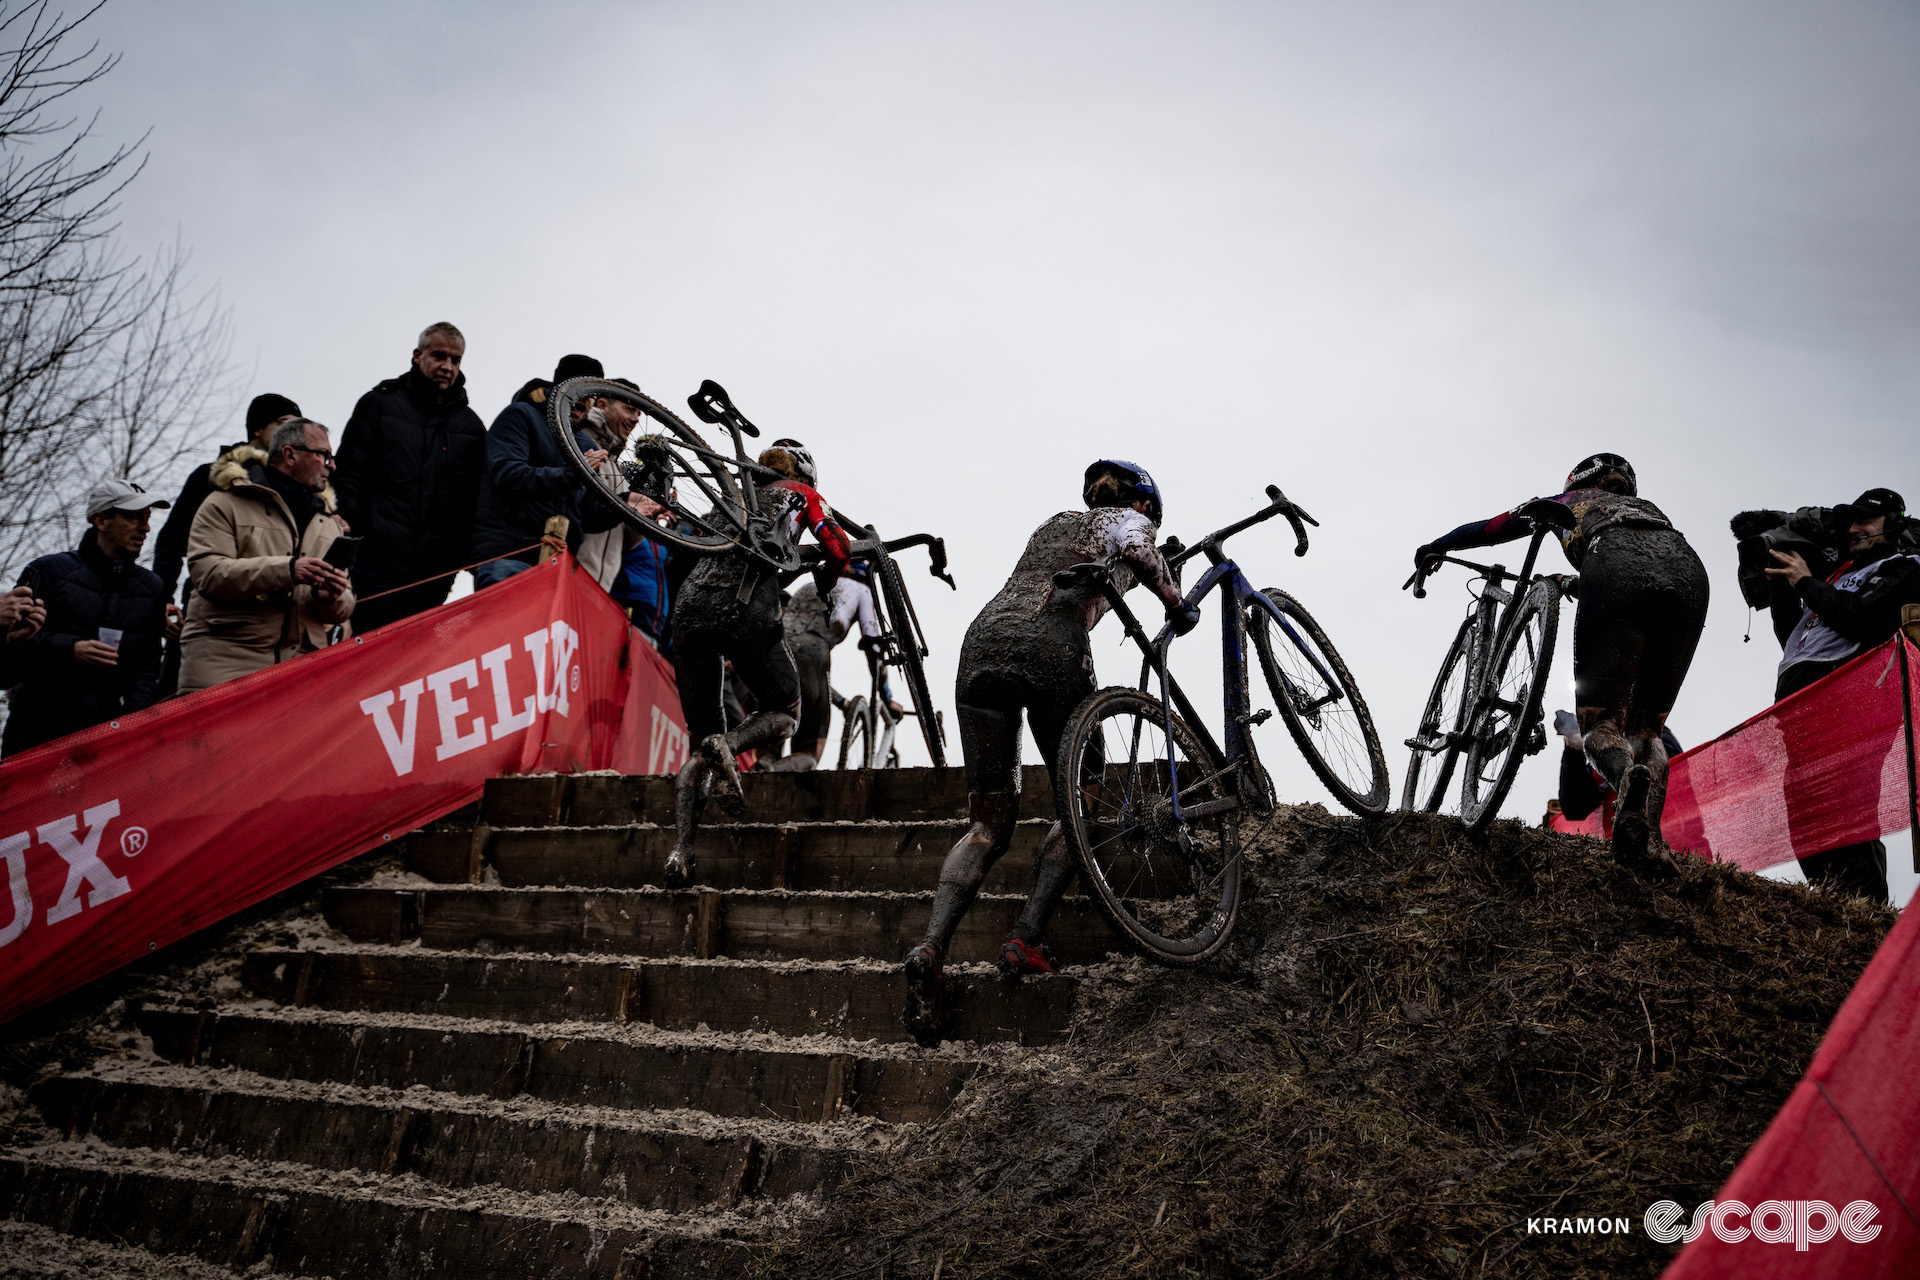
left=614, top=538, right=673, bottom=639
left=469, top=379, right=620, bottom=564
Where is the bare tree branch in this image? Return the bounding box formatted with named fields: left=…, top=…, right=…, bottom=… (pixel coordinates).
left=0, top=0, right=234, bottom=571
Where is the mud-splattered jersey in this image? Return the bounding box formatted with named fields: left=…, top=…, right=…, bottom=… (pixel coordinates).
left=976, top=508, right=1180, bottom=636
left=1432, top=488, right=1674, bottom=570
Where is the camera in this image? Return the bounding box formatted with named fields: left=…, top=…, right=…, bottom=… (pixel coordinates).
left=1730, top=507, right=1841, bottom=610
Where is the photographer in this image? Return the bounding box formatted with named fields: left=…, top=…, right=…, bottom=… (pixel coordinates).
left=1745, top=487, right=1920, bottom=901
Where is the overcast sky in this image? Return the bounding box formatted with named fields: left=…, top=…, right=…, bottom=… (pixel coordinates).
left=76, top=0, right=1920, bottom=888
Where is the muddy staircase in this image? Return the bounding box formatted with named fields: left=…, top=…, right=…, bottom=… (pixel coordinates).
left=1, top=766, right=1113, bottom=1278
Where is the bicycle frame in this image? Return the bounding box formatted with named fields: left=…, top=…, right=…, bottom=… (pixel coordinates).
left=1066, top=486, right=1334, bottom=825
left=1420, top=527, right=1552, bottom=733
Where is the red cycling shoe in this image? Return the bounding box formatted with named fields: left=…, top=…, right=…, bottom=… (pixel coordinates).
left=998, top=935, right=1057, bottom=977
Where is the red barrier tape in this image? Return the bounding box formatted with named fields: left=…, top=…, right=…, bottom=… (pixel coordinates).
left=1662, top=882, right=1920, bottom=1278
left=0, top=554, right=687, bottom=1025
left=1662, top=637, right=1920, bottom=871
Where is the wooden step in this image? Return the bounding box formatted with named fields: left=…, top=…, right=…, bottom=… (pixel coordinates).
left=241, top=947, right=1075, bottom=1045
left=323, top=886, right=1123, bottom=966
left=0, top=1147, right=746, bottom=1279
left=136, top=1006, right=978, bottom=1124
left=32, top=1069, right=851, bottom=1211
left=410, top=819, right=1063, bottom=891
left=480, top=765, right=1057, bottom=829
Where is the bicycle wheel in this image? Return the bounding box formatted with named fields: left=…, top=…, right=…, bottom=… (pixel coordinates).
left=546, top=377, right=748, bottom=554
left=872, top=550, right=945, bottom=766
left=1056, top=687, right=1242, bottom=965
left=1400, top=615, right=1474, bottom=813
left=1458, top=580, right=1560, bottom=831
left=1245, top=588, right=1390, bottom=815
left=837, top=695, right=871, bottom=770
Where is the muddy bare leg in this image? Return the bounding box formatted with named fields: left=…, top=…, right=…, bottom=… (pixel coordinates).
left=1011, top=821, right=1073, bottom=942
left=667, top=757, right=715, bottom=888
left=921, top=790, right=1020, bottom=956
left=1577, top=706, right=1632, bottom=793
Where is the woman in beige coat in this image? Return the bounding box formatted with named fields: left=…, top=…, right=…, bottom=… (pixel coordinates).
left=178, top=418, right=355, bottom=692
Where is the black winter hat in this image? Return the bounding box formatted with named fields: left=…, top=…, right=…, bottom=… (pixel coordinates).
left=552, top=354, right=603, bottom=383
left=1836, top=488, right=1907, bottom=521
left=245, top=393, right=301, bottom=439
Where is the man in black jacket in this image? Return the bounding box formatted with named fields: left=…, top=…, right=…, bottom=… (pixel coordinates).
left=332, top=322, right=487, bottom=631
left=2, top=479, right=170, bottom=758
left=470, top=353, right=620, bottom=588
left=1763, top=487, right=1920, bottom=900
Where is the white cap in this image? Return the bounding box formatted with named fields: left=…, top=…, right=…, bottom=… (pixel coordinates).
left=85, top=478, right=171, bottom=517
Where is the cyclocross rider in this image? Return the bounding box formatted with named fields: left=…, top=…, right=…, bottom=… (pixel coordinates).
left=1414, top=452, right=1709, bottom=875
left=665, top=439, right=852, bottom=887
left=772, top=562, right=892, bottom=772
left=903, top=460, right=1197, bottom=1047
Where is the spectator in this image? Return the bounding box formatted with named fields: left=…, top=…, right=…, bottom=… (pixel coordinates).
left=575, top=379, right=645, bottom=593
left=1764, top=487, right=1920, bottom=901
left=1, top=480, right=170, bottom=757
left=151, top=392, right=301, bottom=694
left=0, top=585, right=46, bottom=651
left=178, top=417, right=354, bottom=692
left=614, top=494, right=677, bottom=644
left=332, top=322, right=487, bottom=632
left=470, top=354, right=621, bottom=588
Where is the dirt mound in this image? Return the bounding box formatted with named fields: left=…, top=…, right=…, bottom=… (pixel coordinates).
left=746, top=807, right=1893, bottom=1280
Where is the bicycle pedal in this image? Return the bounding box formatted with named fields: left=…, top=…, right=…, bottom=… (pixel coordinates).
left=1237, top=708, right=1273, bottom=727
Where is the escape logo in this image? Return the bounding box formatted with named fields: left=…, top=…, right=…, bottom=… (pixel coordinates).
left=1643, top=1200, right=1881, bottom=1249
left=1527, top=1200, right=1883, bottom=1249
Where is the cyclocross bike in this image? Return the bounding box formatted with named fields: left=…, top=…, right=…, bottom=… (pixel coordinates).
left=1048, top=485, right=1391, bottom=966
left=1399, top=506, right=1569, bottom=831
left=546, top=375, right=952, bottom=765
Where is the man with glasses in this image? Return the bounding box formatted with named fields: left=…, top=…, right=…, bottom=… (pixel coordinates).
left=178, top=416, right=355, bottom=692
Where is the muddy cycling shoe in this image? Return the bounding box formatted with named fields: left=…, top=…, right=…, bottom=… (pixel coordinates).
left=663, top=846, right=695, bottom=890
left=1611, top=766, right=1675, bottom=879
left=998, top=935, right=1057, bottom=978
left=902, top=943, right=947, bottom=1048
left=700, top=733, right=745, bottom=803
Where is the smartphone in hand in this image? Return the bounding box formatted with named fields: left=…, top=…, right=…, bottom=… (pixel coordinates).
left=322, top=536, right=361, bottom=571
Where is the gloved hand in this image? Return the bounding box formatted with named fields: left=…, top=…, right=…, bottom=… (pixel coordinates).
left=1413, top=543, right=1443, bottom=572
left=1166, top=601, right=1202, bottom=636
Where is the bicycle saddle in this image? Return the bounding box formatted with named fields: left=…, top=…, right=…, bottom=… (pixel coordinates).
left=687, top=379, right=760, bottom=437
left=1518, top=498, right=1576, bottom=530
left=1051, top=561, right=1112, bottom=590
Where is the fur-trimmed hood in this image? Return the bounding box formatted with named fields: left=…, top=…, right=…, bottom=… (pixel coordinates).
left=208, top=443, right=338, bottom=514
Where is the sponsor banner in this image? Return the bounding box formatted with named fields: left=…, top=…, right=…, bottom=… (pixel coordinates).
left=0, top=555, right=684, bottom=1025
left=1662, top=637, right=1918, bottom=871
left=1661, top=896, right=1920, bottom=1278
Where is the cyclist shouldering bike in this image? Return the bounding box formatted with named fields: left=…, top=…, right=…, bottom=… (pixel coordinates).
left=1414, top=452, right=1708, bottom=875
left=664, top=441, right=854, bottom=888
left=902, top=460, right=1195, bottom=1047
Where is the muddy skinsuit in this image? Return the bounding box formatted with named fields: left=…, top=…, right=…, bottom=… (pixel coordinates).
left=1430, top=487, right=1709, bottom=868
left=913, top=508, right=1182, bottom=992
left=768, top=577, right=881, bottom=771
left=667, top=479, right=847, bottom=884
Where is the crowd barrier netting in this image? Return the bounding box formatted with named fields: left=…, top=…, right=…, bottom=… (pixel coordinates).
left=0, top=554, right=688, bottom=1025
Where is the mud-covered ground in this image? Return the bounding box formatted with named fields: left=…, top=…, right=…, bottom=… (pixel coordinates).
left=745, top=808, right=1894, bottom=1280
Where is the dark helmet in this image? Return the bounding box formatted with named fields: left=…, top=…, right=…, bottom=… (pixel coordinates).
left=1084, top=459, right=1163, bottom=525
left=1566, top=452, right=1636, bottom=496
left=763, top=437, right=817, bottom=486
